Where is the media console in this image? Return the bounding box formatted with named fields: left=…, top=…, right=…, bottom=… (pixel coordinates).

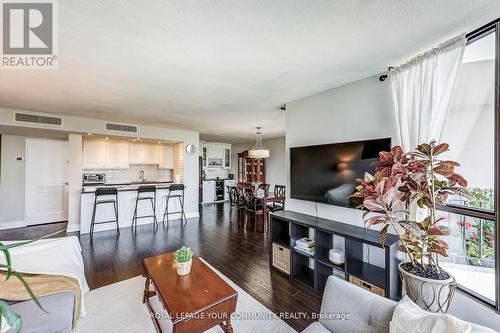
left=269, top=210, right=401, bottom=300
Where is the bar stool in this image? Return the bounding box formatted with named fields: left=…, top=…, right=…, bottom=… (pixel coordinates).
left=90, top=187, right=119, bottom=237
left=132, top=185, right=158, bottom=228
left=162, top=184, right=187, bottom=226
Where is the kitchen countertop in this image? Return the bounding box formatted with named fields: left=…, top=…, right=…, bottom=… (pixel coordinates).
left=203, top=178, right=235, bottom=181
left=82, top=180, right=173, bottom=187
left=81, top=182, right=181, bottom=194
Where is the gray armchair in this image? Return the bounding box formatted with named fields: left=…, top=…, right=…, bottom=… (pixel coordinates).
left=302, top=276, right=397, bottom=333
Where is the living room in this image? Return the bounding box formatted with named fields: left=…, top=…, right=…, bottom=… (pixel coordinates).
left=1, top=1, right=500, bottom=333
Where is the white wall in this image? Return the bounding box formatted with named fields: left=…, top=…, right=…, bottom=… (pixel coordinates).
left=230, top=137, right=286, bottom=189
left=0, top=108, right=200, bottom=231
left=0, top=135, right=26, bottom=228
left=285, top=74, right=500, bottom=330
left=67, top=134, right=82, bottom=232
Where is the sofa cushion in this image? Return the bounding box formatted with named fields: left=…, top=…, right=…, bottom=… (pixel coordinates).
left=319, top=276, right=397, bottom=333
left=6, top=292, right=74, bottom=333
left=302, top=322, right=331, bottom=333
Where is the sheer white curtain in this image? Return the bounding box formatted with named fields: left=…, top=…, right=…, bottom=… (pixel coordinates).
left=389, top=34, right=466, bottom=150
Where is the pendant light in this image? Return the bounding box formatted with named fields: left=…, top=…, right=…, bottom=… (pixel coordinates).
left=248, top=126, right=270, bottom=159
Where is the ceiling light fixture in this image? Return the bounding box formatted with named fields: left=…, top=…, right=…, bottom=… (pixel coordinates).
left=248, top=126, right=270, bottom=159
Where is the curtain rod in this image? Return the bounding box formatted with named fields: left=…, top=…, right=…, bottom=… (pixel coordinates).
left=379, top=16, right=500, bottom=82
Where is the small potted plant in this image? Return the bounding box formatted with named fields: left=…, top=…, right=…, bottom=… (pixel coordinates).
left=174, top=246, right=193, bottom=276
left=351, top=141, right=470, bottom=313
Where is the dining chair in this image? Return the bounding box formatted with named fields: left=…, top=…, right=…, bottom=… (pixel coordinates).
left=266, top=185, right=286, bottom=213
left=258, top=183, right=271, bottom=195
left=243, top=187, right=264, bottom=232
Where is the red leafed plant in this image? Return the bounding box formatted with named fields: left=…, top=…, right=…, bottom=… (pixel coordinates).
left=351, top=141, right=471, bottom=272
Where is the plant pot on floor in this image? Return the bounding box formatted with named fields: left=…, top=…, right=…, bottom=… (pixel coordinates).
left=176, top=259, right=192, bottom=276
left=399, top=262, right=456, bottom=313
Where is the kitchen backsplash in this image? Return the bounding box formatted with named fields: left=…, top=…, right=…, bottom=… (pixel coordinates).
left=83, top=165, right=173, bottom=183
left=205, top=169, right=229, bottom=179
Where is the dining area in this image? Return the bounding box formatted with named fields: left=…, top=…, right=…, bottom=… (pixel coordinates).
left=226, top=183, right=286, bottom=233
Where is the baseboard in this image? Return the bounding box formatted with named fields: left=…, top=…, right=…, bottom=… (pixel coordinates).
left=66, top=224, right=81, bottom=233
left=0, top=220, right=27, bottom=230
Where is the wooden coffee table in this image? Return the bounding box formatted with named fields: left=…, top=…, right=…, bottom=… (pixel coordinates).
left=142, top=252, right=238, bottom=333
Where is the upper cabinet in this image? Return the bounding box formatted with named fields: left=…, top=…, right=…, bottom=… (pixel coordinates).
left=83, top=140, right=106, bottom=169
left=200, top=142, right=231, bottom=169
left=159, top=144, right=174, bottom=169
left=83, top=139, right=172, bottom=169
left=105, top=141, right=130, bottom=169
left=129, top=143, right=159, bottom=165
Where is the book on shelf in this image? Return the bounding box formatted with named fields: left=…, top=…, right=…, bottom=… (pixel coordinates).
left=296, top=237, right=314, bottom=247
left=293, top=246, right=314, bottom=256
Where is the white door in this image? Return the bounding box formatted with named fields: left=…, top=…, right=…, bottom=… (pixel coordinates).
left=26, top=139, right=69, bottom=225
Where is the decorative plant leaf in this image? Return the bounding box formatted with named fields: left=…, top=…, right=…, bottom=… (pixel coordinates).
left=0, top=300, right=21, bottom=333
left=451, top=187, right=472, bottom=199
left=379, top=225, right=389, bottom=248
left=362, top=198, right=385, bottom=212
left=433, top=143, right=449, bottom=156
left=434, top=164, right=454, bottom=177
left=0, top=243, right=13, bottom=280
left=428, top=228, right=446, bottom=236
left=366, top=215, right=386, bottom=227
left=416, top=143, right=432, bottom=156
left=13, top=272, right=46, bottom=313
left=448, top=173, right=467, bottom=187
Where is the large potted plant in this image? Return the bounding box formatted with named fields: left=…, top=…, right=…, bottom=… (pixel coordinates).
left=351, top=141, right=470, bottom=313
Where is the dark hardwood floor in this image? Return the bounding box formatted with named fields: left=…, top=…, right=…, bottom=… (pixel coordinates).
left=0, top=203, right=321, bottom=331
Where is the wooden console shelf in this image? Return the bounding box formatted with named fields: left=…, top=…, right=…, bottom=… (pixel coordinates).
left=269, top=210, right=401, bottom=300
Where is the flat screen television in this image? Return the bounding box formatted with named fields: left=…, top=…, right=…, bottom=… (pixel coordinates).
left=290, top=138, right=391, bottom=208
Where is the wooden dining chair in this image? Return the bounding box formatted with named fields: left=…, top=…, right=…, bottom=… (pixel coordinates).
left=266, top=185, right=286, bottom=213
left=242, top=187, right=264, bottom=232
left=258, top=183, right=271, bottom=195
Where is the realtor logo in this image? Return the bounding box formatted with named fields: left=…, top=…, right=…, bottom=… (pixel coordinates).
left=1, top=0, right=57, bottom=69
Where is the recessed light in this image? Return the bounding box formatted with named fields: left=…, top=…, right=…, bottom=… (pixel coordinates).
left=105, top=137, right=109, bottom=140
left=87, top=133, right=92, bottom=136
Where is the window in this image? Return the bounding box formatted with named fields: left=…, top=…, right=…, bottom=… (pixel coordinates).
left=439, top=27, right=497, bottom=307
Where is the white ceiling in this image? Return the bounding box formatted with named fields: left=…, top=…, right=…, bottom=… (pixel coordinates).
left=1, top=1, right=500, bottom=143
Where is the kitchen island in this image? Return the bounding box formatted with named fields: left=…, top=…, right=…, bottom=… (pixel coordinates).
left=80, top=182, right=185, bottom=234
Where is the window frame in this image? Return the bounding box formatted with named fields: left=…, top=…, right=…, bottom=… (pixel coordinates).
left=436, top=18, right=500, bottom=311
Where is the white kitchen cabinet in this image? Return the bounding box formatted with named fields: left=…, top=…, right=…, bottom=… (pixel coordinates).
left=116, top=142, right=130, bottom=169
left=130, top=143, right=159, bottom=165
left=83, top=140, right=106, bottom=169
left=202, top=180, right=216, bottom=203
left=129, top=143, right=145, bottom=164
left=159, top=144, right=174, bottom=169
left=224, top=148, right=231, bottom=169
left=145, top=144, right=159, bottom=164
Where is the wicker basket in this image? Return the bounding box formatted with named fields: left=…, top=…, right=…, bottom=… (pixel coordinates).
left=272, top=243, right=290, bottom=274
left=349, top=275, right=385, bottom=297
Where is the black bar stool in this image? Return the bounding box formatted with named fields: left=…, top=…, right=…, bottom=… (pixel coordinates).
left=90, top=187, right=119, bottom=237
left=132, top=185, right=158, bottom=228
left=162, top=184, right=187, bottom=225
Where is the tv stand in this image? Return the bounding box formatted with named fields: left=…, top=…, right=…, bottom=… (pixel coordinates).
left=269, top=210, right=401, bottom=300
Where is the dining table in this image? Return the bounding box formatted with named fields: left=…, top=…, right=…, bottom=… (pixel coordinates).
left=247, top=192, right=285, bottom=233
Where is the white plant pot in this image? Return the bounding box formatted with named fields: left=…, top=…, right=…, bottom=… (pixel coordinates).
left=398, top=263, right=456, bottom=313
left=176, top=258, right=192, bottom=276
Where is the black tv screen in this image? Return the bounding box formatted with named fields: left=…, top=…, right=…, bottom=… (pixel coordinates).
left=290, top=138, right=391, bottom=208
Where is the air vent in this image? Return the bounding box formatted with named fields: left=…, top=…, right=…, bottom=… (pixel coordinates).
left=106, top=123, right=138, bottom=133
left=14, top=113, right=62, bottom=126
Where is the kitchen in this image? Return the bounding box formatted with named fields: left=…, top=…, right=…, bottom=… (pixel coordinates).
left=80, top=135, right=187, bottom=233
left=199, top=141, right=236, bottom=204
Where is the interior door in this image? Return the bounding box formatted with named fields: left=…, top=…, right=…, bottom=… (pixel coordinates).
left=26, top=139, right=69, bottom=225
